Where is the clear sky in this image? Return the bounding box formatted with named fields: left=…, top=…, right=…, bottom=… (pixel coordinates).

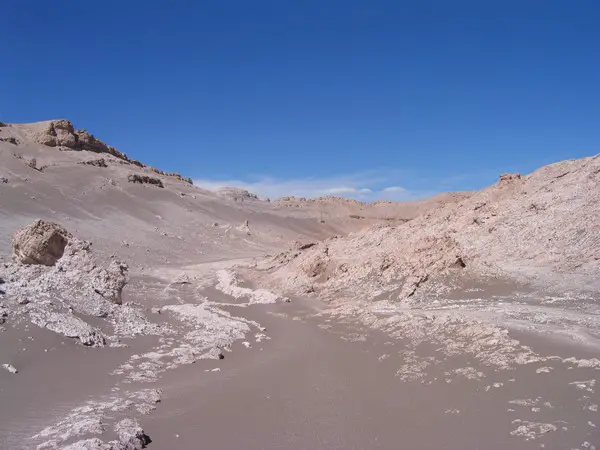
left=2, top=1, right=600, bottom=200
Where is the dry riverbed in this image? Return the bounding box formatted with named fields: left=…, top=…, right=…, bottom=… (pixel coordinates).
left=1, top=265, right=599, bottom=450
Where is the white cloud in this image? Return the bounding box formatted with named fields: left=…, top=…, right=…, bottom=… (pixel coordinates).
left=193, top=172, right=427, bottom=202
left=381, top=186, right=406, bottom=193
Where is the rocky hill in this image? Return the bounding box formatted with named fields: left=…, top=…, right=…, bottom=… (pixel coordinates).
left=258, top=155, right=600, bottom=303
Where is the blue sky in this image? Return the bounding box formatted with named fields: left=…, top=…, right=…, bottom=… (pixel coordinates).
left=2, top=1, right=600, bottom=200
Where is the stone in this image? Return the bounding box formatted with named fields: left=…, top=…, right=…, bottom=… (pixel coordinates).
left=90, top=260, right=129, bottom=305
left=12, top=220, right=70, bottom=266
left=114, top=418, right=151, bottom=449
left=451, top=256, right=467, bottom=268
left=0, top=137, right=18, bottom=145
left=2, top=363, right=17, bottom=374
left=172, top=273, right=190, bottom=284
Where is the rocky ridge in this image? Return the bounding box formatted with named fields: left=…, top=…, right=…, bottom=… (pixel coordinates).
left=30, top=120, right=192, bottom=184
left=258, top=155, right=600, bottom=303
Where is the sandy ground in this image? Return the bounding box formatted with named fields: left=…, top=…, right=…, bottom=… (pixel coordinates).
left=129, top=289, right=600, bottom=450
left=3, top=262, right=599, bottom=449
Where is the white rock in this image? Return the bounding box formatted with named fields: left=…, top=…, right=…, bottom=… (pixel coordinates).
left=2, top=363, right=17, bottom=374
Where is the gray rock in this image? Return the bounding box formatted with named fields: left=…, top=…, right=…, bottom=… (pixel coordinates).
left=114, top=418, right=151, bottom=449
left=90, top=260, right=128, bottom=305
left=12, top=220, right=70, bottom=266
left=172, top=273, right=190, bottom=284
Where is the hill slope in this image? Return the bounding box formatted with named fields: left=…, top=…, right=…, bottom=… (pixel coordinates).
left=259, top=154, right=600, bottom=302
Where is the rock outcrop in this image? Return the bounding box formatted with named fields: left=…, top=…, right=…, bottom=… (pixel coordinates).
left=33, top=120, right=116, bottom=156
left=216, top=187, right=260, bottom=202
left=499, top=173, right=522, bottom=183
left=127, top=174, right=164, bottom=188
left=148, top=166, right=193, bottom=185
left=261, top=155, right=600, bottom=302
left=114, top=418, right=151, bottom=449
left=32, top=120, right=192, bottom=184
left=12, top=220, right=70, bottom=266
left=79, top=158, right=108, bottom=168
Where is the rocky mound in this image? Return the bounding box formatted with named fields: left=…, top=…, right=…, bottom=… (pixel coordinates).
left=0, top=220, right=156, bottom=347
left=33, top=119, right=130, bottom=158
left=29, top=119, right=192, bottom=184
left=216, top=187, right=260, bottom=202
left=259, top=155, right=600, bottom=301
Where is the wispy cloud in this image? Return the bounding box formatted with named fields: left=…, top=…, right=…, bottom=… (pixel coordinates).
left=193, top=171, right=432, bottom=202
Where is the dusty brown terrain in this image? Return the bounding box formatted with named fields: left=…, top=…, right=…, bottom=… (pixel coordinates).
left=1, top=120, right=599, bottom=449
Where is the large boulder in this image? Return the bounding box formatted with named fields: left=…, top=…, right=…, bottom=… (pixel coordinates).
left=33, top=119, right=78, bottom=148
left=12, top=220, right=70, bottom=266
